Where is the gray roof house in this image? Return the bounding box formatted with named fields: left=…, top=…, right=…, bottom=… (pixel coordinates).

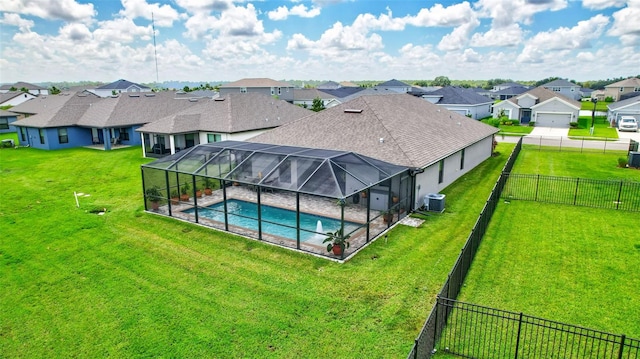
left=492, top=86, right=581, bottom=127
left=136, top=93, right=312, bottom=157
left=606, top=95, right=640, bottom=126
left=374, top=79, right=412, bottom=93
left=89, top=79, right=152, bottom=98
left=490, top=85, right=531, bottom=100
left=317, top=81, right=342, bottom=90
left=285, top=88, right=340, bottom=109
left=0, top=91, right=37, bottom=107
left=218, top=78, right=294, bottom=97
left=0, top=109, right=20, bottom=134
left=418, top=86, right=493, bottom=119
left=0, top=82, right=48, bottom=96
left=248, top=93, right=499, bottom=208
left=542, top=79, right=582, bottom=101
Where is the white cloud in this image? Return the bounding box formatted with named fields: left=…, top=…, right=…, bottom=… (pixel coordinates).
left=406, top=1, right=477, bottom=27
left=475, top=0, right=568, bottom=27
left=351, top=8, right=406, bottom=31
left=118, top=0, right=184, bottom=27
left=517, top=14, right=609, bottom=62
left=461, top=48, right=482, bottom=62
left=94, top=18, right=153, bottom=43
left=607, top=1, right=640, bottom=46
left=0, top=0, right=96, bottom=24
left=59, top=23, right=92, bottom=42
left=582, top=0, right=627, bottom=10
left=0, top=12, right=34, bottom=32
left=470, top=24, right=524, bottom=47
left=437, top=19, right=481, bottom=51
left=174, top=0, right=231, bottom=13
left=286, top=21, right=384, bottom=57
left=267, top=4, right=321, bottom=21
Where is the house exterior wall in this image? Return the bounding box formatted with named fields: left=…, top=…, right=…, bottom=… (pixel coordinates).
left=608, top=102, right=640, bottom=124
left=20, top=126, right=91, bottom=150
left=1, top=93, right=36, bottom=106
left=412, top=136, right=493, bottom=209
left=544, top=86, right=580, bottom=100
left=516, top=96, right=537, bottom=108
left=0, top=115, right=19, bottom=134
left=219, top=87, right=293, bottom=97
left=533, top=100, right=579, bottom=120
left=492, top=102, right=519, bottom=120
left=604, top=87, right=640, bottom=101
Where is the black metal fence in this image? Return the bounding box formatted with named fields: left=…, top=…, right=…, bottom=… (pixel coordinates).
left=502, top=174, right=640, bottom=212
left=434, top=297, right=640, bottom=359
left=407, top=138, right=522, bottom=359
left=521, top=136, right=632, bottom=154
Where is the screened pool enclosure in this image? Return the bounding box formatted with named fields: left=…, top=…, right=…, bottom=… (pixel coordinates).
left=141, top=141, right=411, bottom=259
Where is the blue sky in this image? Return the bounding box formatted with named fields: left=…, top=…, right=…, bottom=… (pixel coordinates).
left=0, top=0, right=638, bottom=84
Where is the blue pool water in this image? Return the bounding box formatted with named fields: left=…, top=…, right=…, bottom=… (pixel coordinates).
left=186, top=199, right=360, bottom=242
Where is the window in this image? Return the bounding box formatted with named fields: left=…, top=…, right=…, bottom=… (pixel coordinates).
left=119, top=128, right=129, bottom=141
left=620, top=87, right=624, bottom=92
left=0, top=118, right=8, bottom=130
left=39, top=129, right=45, bottom=144
left=460, top=149, right=465, bottom=170
left=207, top=133, right=221, bottom=143
left=240, top=87, right=247, bottom=93
left=634, top=87, right=640, bottom=92
left=438, top=160, right=444, bottom=184
left=20, top=127, right=27, bottom=141
left=270, top=87, right=275, bottom=95
left=58, top=128, right=68, bottom=144
left=278, top=87, right=281, bottom=95
left=552, top=87, right=561, bottom=92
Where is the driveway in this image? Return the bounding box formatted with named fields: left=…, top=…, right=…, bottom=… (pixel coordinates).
left=617, top=129, right=640, bottom=142
left=528, top=127, right=569, bottom=137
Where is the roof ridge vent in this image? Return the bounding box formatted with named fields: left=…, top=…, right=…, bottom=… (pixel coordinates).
left=189, top=98, right=198, bottom=102
left=344, top=109, right=362, bottom=113
left=214, top=97, right=225, bottom=101
left=129, top=94, right=140, bottom=97
left=144, top=93, right=155, bottom=97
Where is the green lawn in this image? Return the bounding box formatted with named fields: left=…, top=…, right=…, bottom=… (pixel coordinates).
left=513, top=147, right=638, bottom=181
left=457, top=201, right=640, bottom=337
left=580, top=100, right=609, bottom=112
left=0, top=144, right=514, bottom=358
left=569, top=117, right=618, bottom=138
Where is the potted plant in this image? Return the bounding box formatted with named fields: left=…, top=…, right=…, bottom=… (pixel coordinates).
left=145, top=186, right=163, bottom=211
left=391, top=192, right=399, bottom=203
left=195, top=186, right=203, bottom=198
left=323, top=228, right=351, bottom=256
left=170, top=189, right=179, bottom=205
left=360, top=191, right=367, bottom=198
left=180, top=183, right=191, bottom=202
left=203, top=178, right=214, bottom=195
left=382, top=209, right=394, bottom=224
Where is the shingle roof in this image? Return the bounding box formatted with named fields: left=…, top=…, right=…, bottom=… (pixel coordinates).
left=96, top=79, right=150, bottom=90
left=605, top=77, right=640, bottom=88
left=11, top=92, right=100, bottom=128
left=0, top=110, right=19, bottom=117
left=136, top=93, right=312, bottom=134
left=0, top=91, right=32, bottom=103
left=0, top=82, right=46, bottom=91
left=493, top=86, right=530, bottom=96
left=423, top=86, right=493, bottom=105
left=317, top=81, right=341, bottom=89
left=290, top=88, right=336, bottom=100
left=507, top=86, right=581, bottom=108
left=496, top=82, right=527, bottom=88
left=318, top=87, right=365, bottom=99
left=607, top=94, right=640, bottom=110
left=339, top=81, right=360, bottom=87
left=543, top=79, right=578, bottom=87
left=339, top=87, right=398, bottom=102
left=376, top=79, right=411, bottom=87
left=219, top=78, right=292, bottom=88
left=248, top=94, right=498, bottom=169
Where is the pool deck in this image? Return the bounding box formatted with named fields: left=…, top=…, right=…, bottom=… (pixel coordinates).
left=150, top=185, right=401, bottom=260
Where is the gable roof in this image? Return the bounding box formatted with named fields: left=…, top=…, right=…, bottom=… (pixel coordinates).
left=542, top=79, right=578, bottom=87
left=318, top=87, right=365, bottom=99
left=607, top=94, right=640, bottom=110
left=248, top=94, right=498, bottom=169
left=605, top=77, right=640, bottom=88
left=11, top=92, right=101, bottom=128
left=0, top=109, right=19, bottom=117
left=136, top=93, right=312, bottom=134
left=0, top=82, right=47, bottom=91
left=423, top=86, right=493, bottom=105
left=496, top=82, right=527, bottom=88
left=507, top=86, right=581, bottom=108
left=219, top=78, right=292, bottom=88
left=492, top=86, right=530, bottom=96
left=376, top=79, right=411, bottom=88
left=96, top=79, right=150, bottom=90
left=339, top=87, right=399, bottom=102
left=0, top=91, right=35, bottom=103
left=289, top=88, right=336, bottom=101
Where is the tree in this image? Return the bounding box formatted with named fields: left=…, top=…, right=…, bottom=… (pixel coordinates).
left=9, top=86, right=17, bottom=91
left=49, top=86, right=61, bottom=95
left=311, top=97, right=325, bottom=112
left=20, top=87, right=29, bottom=93
left=183, top=86, right=191, bottom=92
left=432, top=76, right=451, bottom=87
left=413, top=80, right=430, bottom=87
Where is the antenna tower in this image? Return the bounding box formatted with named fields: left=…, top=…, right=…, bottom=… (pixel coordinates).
left=152, top=12, right=159, bottom=84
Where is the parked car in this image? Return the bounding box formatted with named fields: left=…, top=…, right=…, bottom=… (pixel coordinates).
left=618, top=116, right=638, bottom=132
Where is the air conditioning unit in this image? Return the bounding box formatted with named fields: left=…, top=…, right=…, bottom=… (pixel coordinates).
left=629, top=151, right=640, bottom=168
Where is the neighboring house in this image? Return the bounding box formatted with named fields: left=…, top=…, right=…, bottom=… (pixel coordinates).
left=418, top=86, right=493, bottom=119
left=579, top=88, right=594, bottom=99
left=374, top=79, right=412, bottom=93
left=607, top=96, right=640, bottom=127
left=286, top=89, right=340, bottom=109
left=317, top=81, right=342, bottom=90
left=0, top=91, right=37, bottom=107
left=603, top=77, right=640, bottom=101
left=492, top=82, right=529, bottom=92
left=0, top=82, right=49, bottom=96
left=88, top=79, right=152, bottom=98
left=317, top=87, right=365, bottom=102
left=591, top=89, right=606, bottom=101
left=339, top=81, right=360, bottom=87
left=487, top=86, right=530, bottom=100
left=337, top=87, right=399, bottom=102
left=492, top=86, right=581, bottom=127
left=0, top=110, right=19, bottom=134
left=248, top=93, right=498, bottom=209
left=218, top=78, right=294, bottom=97
left=542, top=79, right=582, bottom=101
left=136, top=93, right=312, bottom=157
left=10, top=91, right=196, bottom=150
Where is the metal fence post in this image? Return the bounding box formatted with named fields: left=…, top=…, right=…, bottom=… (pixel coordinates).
left=514, top=312, right=524, bottom=359
left=617, top=334, right=626, bottom=359
left=573, top=178, right=580, bottom=206
left=535, top=174, right=540, bottom=202
left=616, top=181, right=623, bottom=210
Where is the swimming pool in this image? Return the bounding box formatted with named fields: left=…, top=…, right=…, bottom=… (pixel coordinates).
left=186, top=199, right=361, bottom=243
